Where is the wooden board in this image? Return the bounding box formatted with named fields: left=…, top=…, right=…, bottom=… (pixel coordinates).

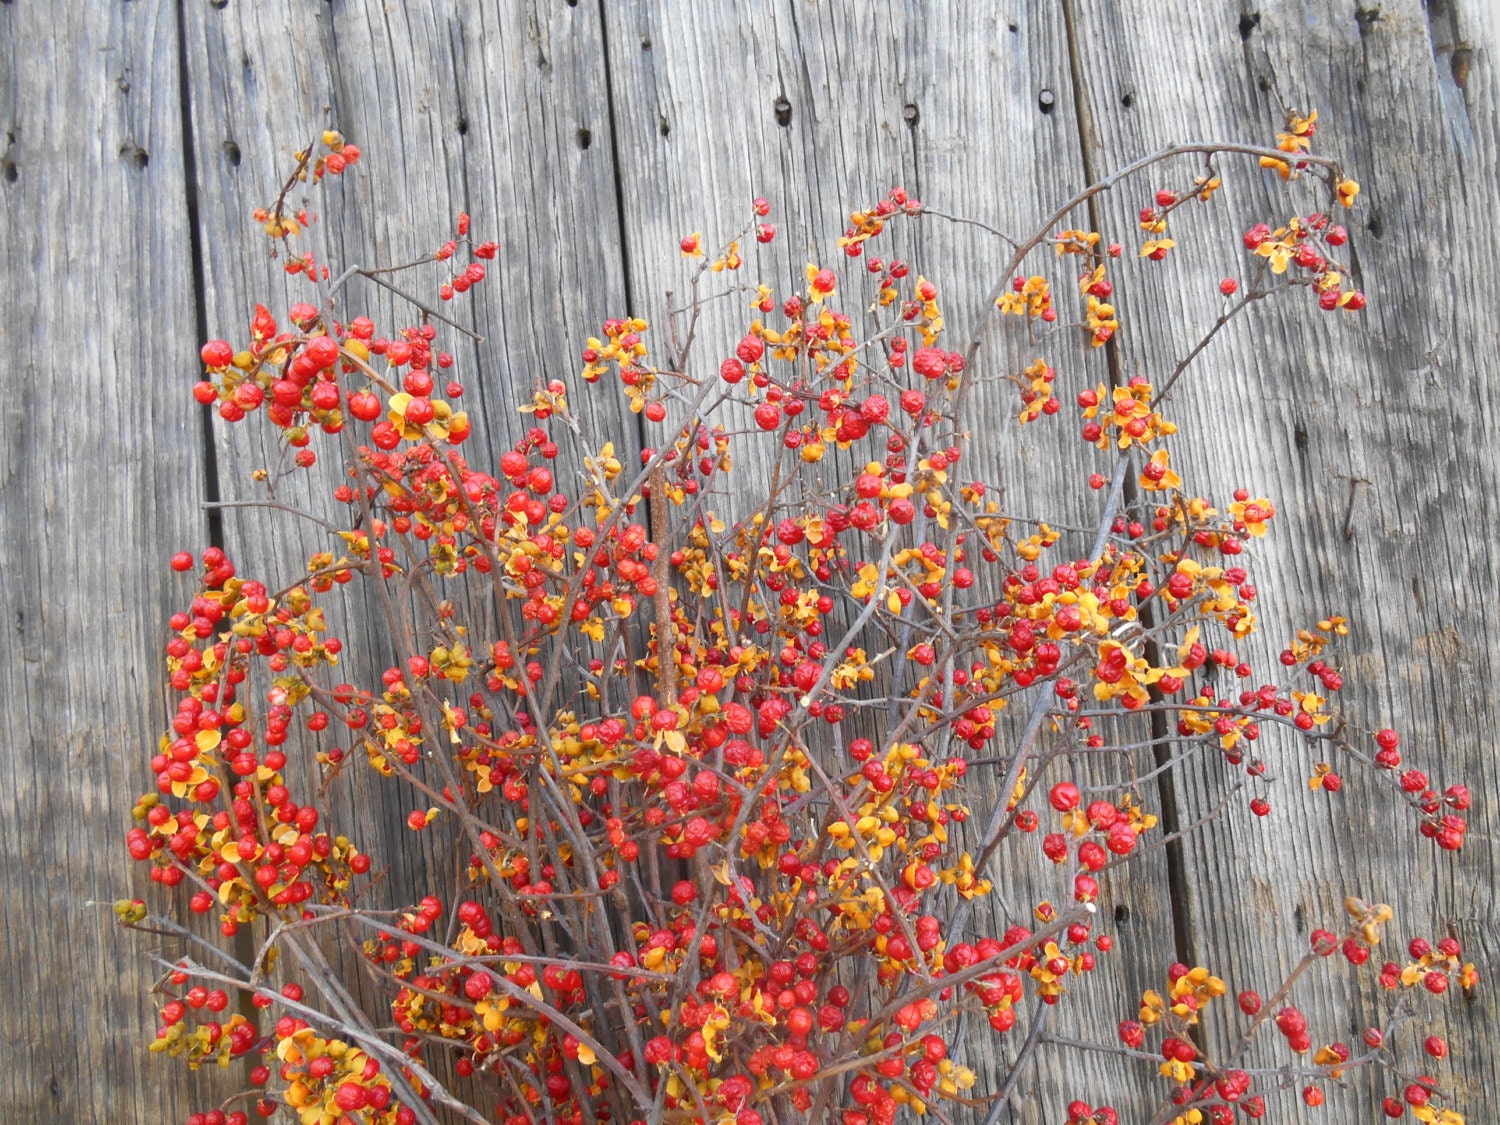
left=3, top=0, right=1496, bottom=1121
left=0, top=2, right=206, bottom=1120
left=1064, top=0, right=1500, bottom=1115
left=600, top=3, right=1181, bottom=1120
left=175, top=0, right=640, bottom=995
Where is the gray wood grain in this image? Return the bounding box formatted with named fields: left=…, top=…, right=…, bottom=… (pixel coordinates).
left=4, top=1, right=1495, bottom=1121
left=0, top=2, right=207, bottom=1120
left=600, top=3, right=1180, bottom=1120
left=176, top=0, right=640, bottom=981
left=1064, top=0, right=1500, bottom=1117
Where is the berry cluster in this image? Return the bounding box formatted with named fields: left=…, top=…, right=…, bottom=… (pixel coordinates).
left=121, top=119, right=1470, bottom=1125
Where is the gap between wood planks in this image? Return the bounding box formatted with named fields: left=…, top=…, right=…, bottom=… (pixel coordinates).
left=1058, top=0, right=1200, bottom=986
left=171, top=0, right=253, bottom=1024
left=173, top=0, right=225, bottom=553
left=596, top=0, right=654, bottom=510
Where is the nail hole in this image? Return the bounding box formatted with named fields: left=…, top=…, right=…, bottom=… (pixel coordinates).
left=120, top=143, right=148, bottom=169
left=1, top=160, right=16, bottom=185
left=457, top=118, right=469, bottom=137
left=1366, top=212, right=1384, bottom=239
left=1038, top=88, right=1055, bottom=114
left=222, top=140, right=241, bottom=166
left=1121, top=91, right=1135, bottom=108
left=902, top=103, right=919, bottom=127
left=1293, top=903, right=1305, bottom=933
left=641, top=37, right=652, bottom=50
left=1238, top=11, right=1260, bottom=40
left=658, top=117, right=670, bottom=138
left=209, top=0, right=228, bottom=9
left=576, top=127, right=592, bottom=150
left=774, top=97, right=792, bottom=127
left=117, top=76, right=132, bottom=94
left=566, top=0, right=577, bottom=6
left=1451, top=47, right=1472, bottom=90
left=1008, top=22, right=1018, bottom=33
left=1114, top=904, right=1130, bottom=924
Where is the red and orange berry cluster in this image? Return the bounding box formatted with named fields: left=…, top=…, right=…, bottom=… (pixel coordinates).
left=121, top=118, right=1470, bottom=1125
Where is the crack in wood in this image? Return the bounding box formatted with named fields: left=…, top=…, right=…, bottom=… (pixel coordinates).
left=1060, top=0, right=1201, bottom=1023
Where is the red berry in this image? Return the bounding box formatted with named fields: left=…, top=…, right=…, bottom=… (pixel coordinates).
left=736, top=335, right=765, bottom=364
left=912, top=348, right=947, bottom=380
left=348, top=391, right=382, bottom=422
left=1048, top=781, right=1081, bottom=811
left=200, top=340, right=234, bottom=368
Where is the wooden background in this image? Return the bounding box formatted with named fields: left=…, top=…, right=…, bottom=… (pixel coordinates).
left=1, top=1, right=1495, bottom=1121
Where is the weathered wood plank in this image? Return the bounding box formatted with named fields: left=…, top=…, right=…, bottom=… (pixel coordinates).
left=177, top=0, right=637, bottom=977
left=601, top=4, right=1181, bottom=1120
left=1065, top=0, right=1500, bottom=1115
left=7, top=2, right=1495, bottom=1121
left=0, top=2, right=207, bottom=1120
